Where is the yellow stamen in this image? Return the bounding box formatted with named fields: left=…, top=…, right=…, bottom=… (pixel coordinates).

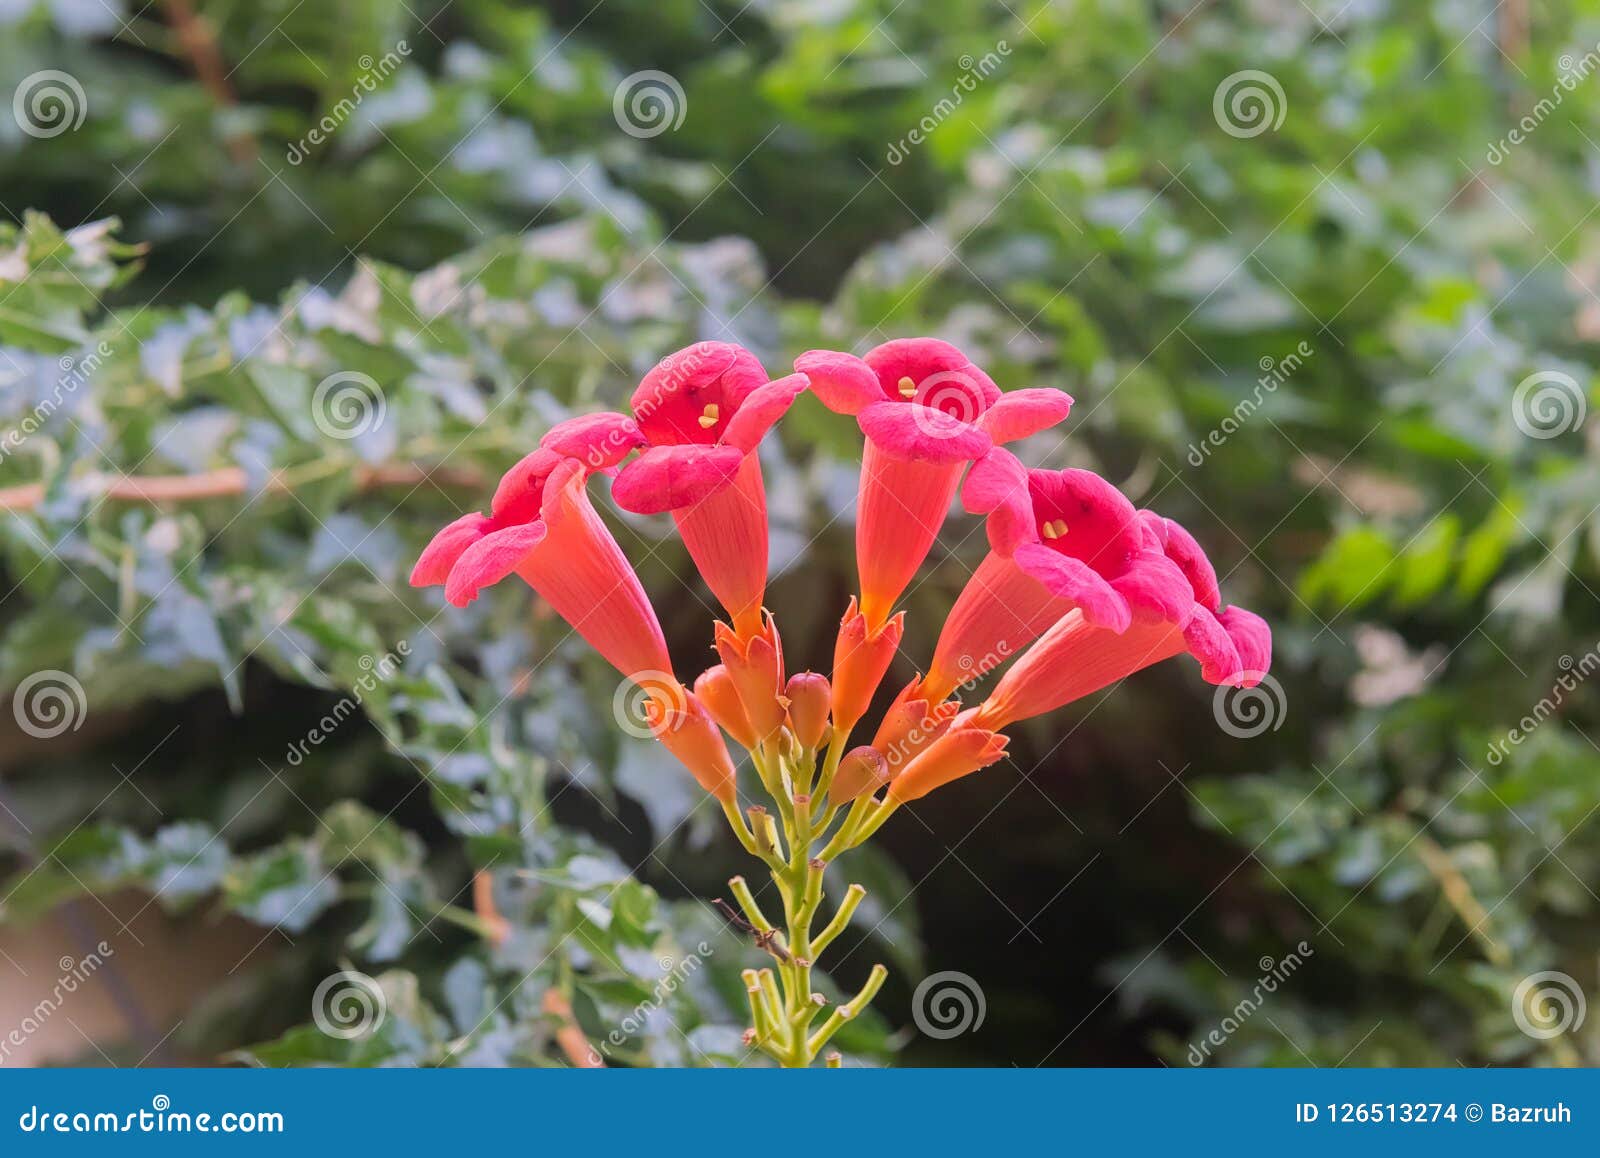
left=1042, top=519, right=1068, bottom=540
left=697, top=403, right=720, bottom=429
left=897, top=376, right=917, bottom=399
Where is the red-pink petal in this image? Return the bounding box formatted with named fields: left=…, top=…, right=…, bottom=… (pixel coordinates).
left=630, top=342, right=767, bottom=446
left=1181, top=605, right=1243, bottom=685
left=1218, top=605, right=1272, bottom=683
left=1155, top=516, right=1223, bottom=611
left=410, top=512, right=492, bottom=588
left=1026, top=468, right=1144, bottom=567
left=1110, top=551, right=1195, bottom=625
left=443, top=522, right=549, bottom=607
left=611, top=443, right=746, bottom=514
left=540, top=412, right=646, bottom=470
left=721, top=372, right=808, bottom=454
left=490, top=448, right=562, bottom=523
left=978, top=388, right=1074, bottom=444
left=857, top=399, right=991, bottom=464
left=961, top=447, right=1033, bottom=554
left=794, top=349, right=884, bottom=415
left=1013, top=542, right=1132, bottom=632
left=863, top=338, right=1000, bottom=414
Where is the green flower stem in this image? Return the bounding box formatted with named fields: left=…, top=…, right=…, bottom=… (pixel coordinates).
left=807, top=964, right=888, bottom=1057
left=723, top=722, right=890, bottom=1067
left=814, top=727, right=849, bottom=803
left=721, top=797, right=763, bottom=858
left=817, top=792, right=877, bottom=862
left=728, top=874, right=774, bottom=934
left=743, top=969, right=781, bottom=1047
left=846, top=797, right=898, bottom=848
left=810, top=883, right=865, bottom=957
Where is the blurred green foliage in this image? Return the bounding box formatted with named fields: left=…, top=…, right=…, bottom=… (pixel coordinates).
left=2, top=0, right=1599, bottom=1067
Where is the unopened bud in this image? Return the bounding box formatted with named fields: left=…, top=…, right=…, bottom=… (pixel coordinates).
left=830, top=745, right=890, bottom=806
left=832, top=600, right=904, bottom=734
left=715, top=616, right=786, bottom=741
left=784, top=672, right=831, bottom=749
left=694, top=664, right=758, bottom=751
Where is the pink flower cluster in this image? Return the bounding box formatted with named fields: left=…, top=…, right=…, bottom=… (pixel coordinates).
left=411, top=338, right=1270, bottom=806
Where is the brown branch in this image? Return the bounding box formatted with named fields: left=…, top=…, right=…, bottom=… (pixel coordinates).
left=541, top=989, right=605, bottom=1069
left=161, top=0, right=256, bottom=165
left=0, top=461, right=485, bottom=513
left=471, top=869, right=511, bottom=948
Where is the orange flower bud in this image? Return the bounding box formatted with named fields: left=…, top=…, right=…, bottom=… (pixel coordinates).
left=784, top=671, right=831, bottom=750
left=714, top=614, right=787, bottom=742
left=871, top=678, right=960, bottom=776
left=694, top=664, right=758, bottom=750
left=829, top=745, right=890, bottom=806
left=647, top=687, right=738, bottom=802
left=831, top=597, right=904, bottom=734
left=885, top=711, right=1008, bottom=803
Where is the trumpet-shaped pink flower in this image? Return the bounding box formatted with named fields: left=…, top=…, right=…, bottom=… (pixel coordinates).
left=796, top=339, right=1072, bottom=632
left=971, top=509, right=1272, bottom=731
left=544, top=342, right=806, bottom=640
left=916, top=449, right=1192, bottom=705
left=410, top=449, right=673, bottom=682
